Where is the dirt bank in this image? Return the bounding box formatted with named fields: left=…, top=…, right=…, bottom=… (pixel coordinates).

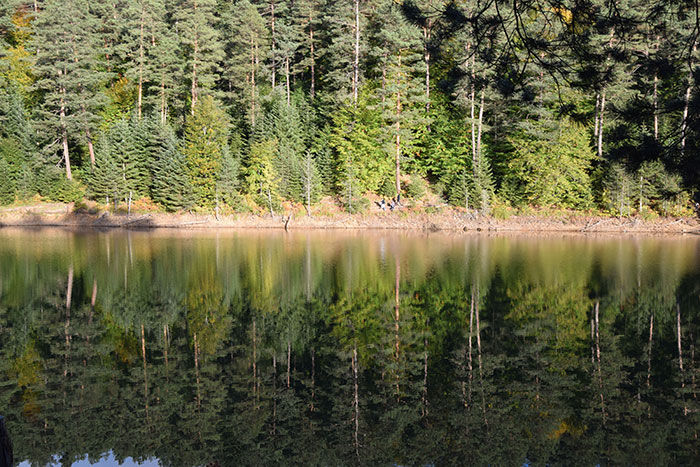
left=1, top=202, right=699, bottom=234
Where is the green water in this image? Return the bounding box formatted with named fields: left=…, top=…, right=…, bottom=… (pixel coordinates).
left=1, top=229, right=699, bottom=466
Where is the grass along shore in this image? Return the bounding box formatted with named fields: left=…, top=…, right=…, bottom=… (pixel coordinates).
left=1, top=199, right=699, bottom=234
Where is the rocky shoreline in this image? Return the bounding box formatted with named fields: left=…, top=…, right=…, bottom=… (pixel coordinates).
left=1, top=203, right=699, bottom=235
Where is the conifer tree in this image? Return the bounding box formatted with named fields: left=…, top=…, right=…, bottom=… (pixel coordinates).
left=150, top=119, right=194, bottom=211
left=183, top=96, right=230, bottom=207
left=173, top=0, right=223, bottom=115
left=33, top=0, right=107, bottom=177
left=221, top=0, right=268, bottom=128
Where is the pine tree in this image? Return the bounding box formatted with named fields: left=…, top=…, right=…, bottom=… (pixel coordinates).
left=245, top=139, right=281, bottom=214
left=220, top=0, right=268, bottom=128
left=33, top=0, right=108, bottom=177
left=373, top=3, right=427, bottom=200
left=150, top=119, right=194, bottom=211
left=173, top=0, right=223, bottom=115
left=183, top=96, right=230, bottom=207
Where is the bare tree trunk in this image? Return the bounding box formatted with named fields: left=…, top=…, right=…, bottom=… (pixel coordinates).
left=394, top=253, right=401, bottom=400
left=653, top=74, right=659, bottom=140
left=160, top=72, right=167, bottom=124
left=137, top=2, right=145, bottom=119
left=353, top=0, right=360, bottom=105
left=271, top=0, right=276, bottom=89
left=253, top=318, right=258, bottom=400
left=164, top=324, right=169, bottom=379
left=395, top=53, right=402, bottom=200
left=469, top=51, right=477, bottom=172
left=59, top=77, right=72, bottom=180
left=468, top=290, right=474, bottom=406
left=352, top=343, right=360, bottom=460
left=285, top=56, right=291, bottom=106
left=476, top=86, right=485, bottom=160
left=597, top=90, right=606, bottom=159
left=310, top=16, right=316, bottom=99
left=190, top=1, right=199, bottom=115
left=64, top=265, right=74, bottom=378
left=272, top=354, right=277, bottom=434
left=194, top=332, right=201, bottom=409
left=286, top=340, right=291, bottom=388
left=310, top=348, right=316, bottom=412
left=423, top=21, right=431, bottom=128
left=647, top=314, right=653, bottom=389
left=681, top=42, right=696, bottom=155
left=251, top=37, right=258, bottom=128
left=594, top=301, right=606, bottom=424
left=86, top=128, right=95, bottom=169
left=141, top=323, right=149, bottom=420
left=421, top=320, right=429, bottom=417
left=677, top=303, right=688, bottom=415
left=475, top=285, right=486, bottom=425
left=594, top=93, right=600, bottom=139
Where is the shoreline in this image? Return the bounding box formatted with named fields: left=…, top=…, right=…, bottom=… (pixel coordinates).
left=1, top=203, right=699, bottom=235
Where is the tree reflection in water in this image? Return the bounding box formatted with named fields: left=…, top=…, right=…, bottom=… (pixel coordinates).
left=1, top=229, right=699, bottom=466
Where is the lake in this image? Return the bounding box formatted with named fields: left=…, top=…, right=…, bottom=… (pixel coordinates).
left=1, top=228, right=699, bottom=466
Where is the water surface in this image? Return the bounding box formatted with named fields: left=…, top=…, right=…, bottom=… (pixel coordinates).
left=1, top=229, right=699, bottom=466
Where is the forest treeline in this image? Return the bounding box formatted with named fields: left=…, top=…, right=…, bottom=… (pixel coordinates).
left=0, top=0, right=699, bottom=215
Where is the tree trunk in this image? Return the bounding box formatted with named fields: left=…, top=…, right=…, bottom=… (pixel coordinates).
left=64, top=266, right=74, bottom=378
left=597, top=90, right=606, bottom=159
left=286, top=340, right=291, bottom=388
left=594, top=93, right=600, bottom=139
left=468, top=290, right=474, bottom=406
left=194, top=332, right=201, bottom=409
left=677, top=303, right=688, bottom=415
left=310, top=18, right=315, bottom=99
left=251, top=37, right=257, bottom=128
left=271, top=0, right=276, bottom=89
left=352, top=343, right=360, bottom=460
left=285, top=56, right=291, bottom=106
left=141, top=323, right=149, bottom=420
left=647, top=314, right=653, bottom=388
left=469, top=50, right=477, bottom=171
left=160, top=72, right=167, bottom=124
left=353, top=0, right=360, bottom=105
left=476, top=87, right=485, bottom=160
left=138, top=2, right=145, bottom=119
left=475, top=285, right=486, bottom=425
left=310, top=348, right=316, bottom=412
left=394, top=253, right=401, bottom=400
left=423, top=21, right=431, bottom=127
left=594, top=301, right=606, bottom=424
left=422, top=320, right=429, bottom=417
left=190, top=0, right=199, bottom=115
left=653, top=74, right=658, bottom=141
left=395, top=53, right=402, bottom=200
left=681, top=43, right=696, bottom=156
left=59, top=77, right=72, bottom=180
left=86, top=128, right=95, bottom=169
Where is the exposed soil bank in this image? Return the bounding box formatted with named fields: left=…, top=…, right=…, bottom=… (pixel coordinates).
left=1, top=202, right=699, bottom=234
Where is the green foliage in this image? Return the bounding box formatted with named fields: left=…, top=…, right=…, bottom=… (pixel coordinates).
left=245, top=139, right=281, bottom=214
left=0, top=156, right=14, bottom=204
left=183, top=96, right=231, bottom=207
left=150, top=120, right=194, bottom=211
left=503, top=120, right=595, bottom=209
left=603, top=163, right=635, bottom=216
left=403, top=174, right=427, bottom=200
left=330, top=95, right=390, bottom=205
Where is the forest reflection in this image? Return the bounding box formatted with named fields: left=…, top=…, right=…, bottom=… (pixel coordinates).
left=1, top=229, right=699, bottom=466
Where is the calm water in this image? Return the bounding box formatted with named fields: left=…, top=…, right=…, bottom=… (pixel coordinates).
left=1, top=228, right=700, bottom=466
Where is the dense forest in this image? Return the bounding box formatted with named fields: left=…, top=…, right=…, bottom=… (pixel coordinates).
left=1, top=231, right=700, bottom=464
left=0, top=0, right=699, bottom=215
